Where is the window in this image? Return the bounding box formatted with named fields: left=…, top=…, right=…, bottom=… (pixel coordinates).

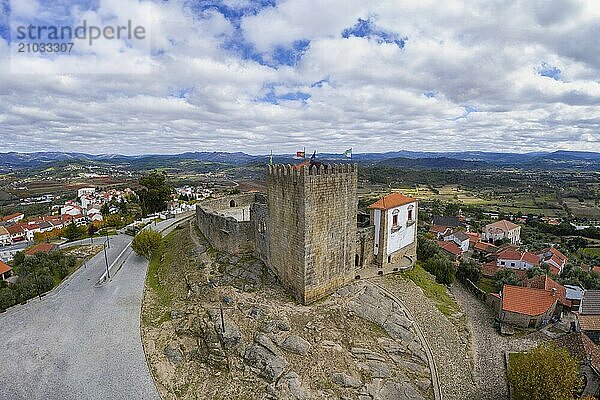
left=500, top=261, right=505, bottom=265
left=510, top=262, right=515, bottom=267
left=391, top=209, right=399, bottom=230
left=408, top=209, right=413, bottom=221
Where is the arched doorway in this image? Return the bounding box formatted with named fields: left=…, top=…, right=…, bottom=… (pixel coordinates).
left=229, top=200, right=236, bottom=207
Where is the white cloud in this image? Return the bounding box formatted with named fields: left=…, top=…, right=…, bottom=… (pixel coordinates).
left=0, top=0, right=599, bottom=154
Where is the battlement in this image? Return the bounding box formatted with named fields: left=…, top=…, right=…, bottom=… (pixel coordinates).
left=267, top=163, right=357, bottom=180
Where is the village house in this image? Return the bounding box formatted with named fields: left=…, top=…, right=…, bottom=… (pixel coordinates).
left=482, top=219, right=521, bottom=245
left=578, top=290, right=600, bottom=343
left=522, top=275, right=571, bottom=309
left=0, top=260, right=12, bottom=281
left=564, top=285, right=585, bottom=312
left=0, top=226, right=10, bottom=246
left=465, top=232, right=480, bottom=248
left=6, top=224, right=26, bottom=243
left=1, top=212, right=25, bottom=224
left=436, top=240, right=463, bottom=261
left=473, top=241, right=499, bottom=259
left=536, top=247, right=568, bottom=275
left=442, top=231, right=470, bottom=253
left=496, top=284, right=559, bottom=329
left=496, top=248, right=539, bottom=270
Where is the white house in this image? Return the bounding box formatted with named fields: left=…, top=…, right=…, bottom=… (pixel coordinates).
left=1, top=212, right=24, bottom=224
left=77, top=187, right=96, bottom=198
left=0, top=226, right=10, bottom=246
left=61, top=204, right=84, bottom=216
left=369, top=193, right=418, bottom=268
left=536, top=247, right=568, bottom=275
left=443, top=231, right=470, bottom=253
left=483, top=220, right=521, bottom=245
left=496, top=249, right=540, bottom=270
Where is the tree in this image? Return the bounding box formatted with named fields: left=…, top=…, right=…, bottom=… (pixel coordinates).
left=104, top=214, right=122, bottom=228
left=136, top=172, right=172, bottom=216
left=0, top=288, right=16, bottom=311
left=527, top=266, right=547, bottom=279
left=417, top=235, right=439, bottom=261
left=87, top=224, right=98, bottom=239
left=457, top=259, right=481, bottom=283
left=508, top=342, right=583, bottom=400
left=63, top=222, right=84, bottom=241
left=100, top=203, right=110, bottom=217
left=424, top=254, right=456, bottom=285
left=494, top=268, right=520, bottom=291
left=131, top=230, right=162, bottom=260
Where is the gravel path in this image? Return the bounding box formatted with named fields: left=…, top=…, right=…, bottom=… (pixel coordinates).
left=375, top=276, right=477, bottom=400
left=450, top=283, right=543, bottom=400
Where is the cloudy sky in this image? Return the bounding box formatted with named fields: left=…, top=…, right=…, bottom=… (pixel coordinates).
left=0, top=0, right=599, bottom=155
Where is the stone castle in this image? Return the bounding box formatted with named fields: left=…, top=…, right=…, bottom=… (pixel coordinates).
left=196, top=163, right=418, bottom=304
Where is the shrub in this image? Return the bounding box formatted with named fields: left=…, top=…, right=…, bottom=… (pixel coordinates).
left=457, top=259, right=481, bottom=283
left=132, top=229, right=162, bottom=260
left=508, top=342, right=582, bottom=400
left=424, top=254, right=455, bottom=285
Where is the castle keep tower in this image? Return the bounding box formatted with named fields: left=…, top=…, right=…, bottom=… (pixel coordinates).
left=266, top=164, right=358, bottom=304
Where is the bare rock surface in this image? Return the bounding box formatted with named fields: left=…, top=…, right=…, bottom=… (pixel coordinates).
left=140, top=221, right=472, bottom=399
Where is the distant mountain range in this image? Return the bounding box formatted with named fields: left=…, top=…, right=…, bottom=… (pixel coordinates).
left=1, top=150, right=599, bottom=171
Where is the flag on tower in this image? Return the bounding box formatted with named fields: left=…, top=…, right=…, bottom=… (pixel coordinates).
left=343, top=148, right=352, bottom=158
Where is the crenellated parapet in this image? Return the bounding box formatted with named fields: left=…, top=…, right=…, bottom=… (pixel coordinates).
left=267, top=163, right=358, bottom=183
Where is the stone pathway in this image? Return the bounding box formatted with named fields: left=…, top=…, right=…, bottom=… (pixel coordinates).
left=450, top=283, right=544, bottom=400
left=374, top=276, right=477, bottom=400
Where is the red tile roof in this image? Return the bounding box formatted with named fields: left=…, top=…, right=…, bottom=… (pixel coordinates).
left=593, top=266, right=600, bottom=273
left=368, top=193, right=416, bottom=210
left=436, top=240, right=462, bottom=256
left=523, top=275, right=570, bottom=307
left=482, top=262, right=500, bottom=277
left=25, top=243, right=58, bottom=256
left=1, top=213, right=23, bottom=222
left=429, top=225, right=450, bottom=234
left=0, top=261, right=12, bottom=275
left=485, top=219, right=520, bottom=232
left=6, top=225, right=24, bottom=235
left=502, top=284, right=557, bottom=316
left=579, top=315, right=600, bottom=331
left=555, top=332, right=600, bottom=372
left=474, top=241, right=499, bottom=253
left=466, top=232, right=480, bottom=243
left=497, top=249, right=540, bottom=266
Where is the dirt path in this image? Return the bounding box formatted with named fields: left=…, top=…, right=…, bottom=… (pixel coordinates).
left=450, top=283, right=544, bottom=400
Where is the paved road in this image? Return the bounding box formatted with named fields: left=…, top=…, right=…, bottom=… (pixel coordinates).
left=0, top=217, right=189, bottom=400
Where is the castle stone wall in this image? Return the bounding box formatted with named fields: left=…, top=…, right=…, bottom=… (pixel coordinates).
left=266, top=164, right=358, bottom=304
left=195, top=193, right=259, bottom=254
left=266, top=165, right=306, bottom=302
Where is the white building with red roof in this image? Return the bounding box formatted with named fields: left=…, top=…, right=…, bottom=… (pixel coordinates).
left=482, top=219, right=521, bottom=245
left=368, top=192, right=418, bottom=268
left=536, top=247, right=568, bottom=275
left=496, top=248, right=540, bottom=270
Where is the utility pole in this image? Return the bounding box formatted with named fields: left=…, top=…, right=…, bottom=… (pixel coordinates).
left=105, top=229, right=110, bottom=248
left=103, top=242, right=110, bottom=279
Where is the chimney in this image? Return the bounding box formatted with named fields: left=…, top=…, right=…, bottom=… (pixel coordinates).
left=551, top=288, right=557, bottom=297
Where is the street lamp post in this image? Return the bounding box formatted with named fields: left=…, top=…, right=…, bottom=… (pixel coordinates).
left=105, top=229, right=110, bottom=248
left=103, top=242, right=110, bottom=279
